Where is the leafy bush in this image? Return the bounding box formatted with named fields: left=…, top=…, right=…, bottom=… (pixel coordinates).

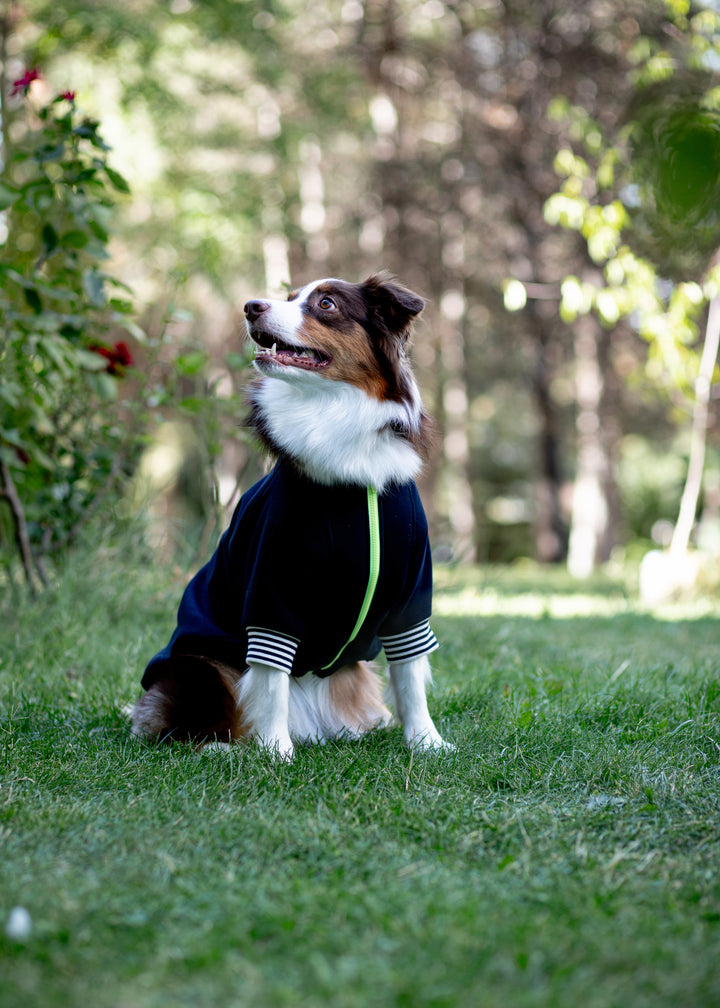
left=0, top=70, right=143, bottom=591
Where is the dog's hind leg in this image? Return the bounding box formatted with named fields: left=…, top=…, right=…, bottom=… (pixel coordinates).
left=130, top=656, right=240, bottom=746
left=386, top=655, right=453, bottom=751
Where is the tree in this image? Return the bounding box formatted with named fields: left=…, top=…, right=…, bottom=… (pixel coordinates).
left=542, top=0, right=720, bottom=580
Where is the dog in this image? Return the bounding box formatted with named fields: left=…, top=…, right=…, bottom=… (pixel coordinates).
left=132, top=273, right=451, bottom=759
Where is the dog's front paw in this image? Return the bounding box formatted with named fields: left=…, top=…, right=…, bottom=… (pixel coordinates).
left=427, top=737, right=456, bottom=754
left=199, top=740, right=236, bottom=755
left=256, top=733, right=295, bottom=761
left=405, top=726, right=455, bottom=753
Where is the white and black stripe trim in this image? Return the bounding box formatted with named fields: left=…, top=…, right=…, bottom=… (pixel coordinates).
left=380, top=620, right=438, bottom=662
left=246, top=627, right=299, bottom=673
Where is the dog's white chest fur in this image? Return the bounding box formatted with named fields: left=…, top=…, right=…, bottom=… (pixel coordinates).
left=253, top=374, right=423, bottom=490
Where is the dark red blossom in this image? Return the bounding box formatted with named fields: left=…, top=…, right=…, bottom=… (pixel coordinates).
left=10, top=68, right=41, bottom=97
left=90, top=340, right=134, bottom=376
left=58, top=90, right=76, bottom=102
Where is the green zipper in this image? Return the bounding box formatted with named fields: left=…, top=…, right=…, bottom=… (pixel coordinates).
left=321, top=485, right=380, bottom=670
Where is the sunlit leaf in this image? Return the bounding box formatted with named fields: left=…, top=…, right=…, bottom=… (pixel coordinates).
left=104, top=167, right=130, bottom=193
left=503, top=279, right=527, bottom=312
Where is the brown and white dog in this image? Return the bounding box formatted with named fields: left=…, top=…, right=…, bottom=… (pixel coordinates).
left=132, top=274, right=451, bottom=759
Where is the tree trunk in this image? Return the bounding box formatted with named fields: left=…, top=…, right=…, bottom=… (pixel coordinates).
left=297, top=137, right=328, bottom=267
left=439, top=301, right=475, bottom=562
left=529, top=304, right=569, bottom=563
left=670, top=293, right=720, bottom=559
left=639, top=294, right=719, bottom=604
left=567, top=314, right=618, bottom=578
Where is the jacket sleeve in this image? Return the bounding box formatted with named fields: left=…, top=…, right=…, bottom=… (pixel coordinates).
left=377, top=503, right=438, bottom=662
left=245, top=626, right=299, bottom=672
left=379, top=620, right=438, bottom=662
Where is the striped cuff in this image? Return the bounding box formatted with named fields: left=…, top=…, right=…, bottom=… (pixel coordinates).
left=246, top=627, right=299, bottom=674
left=380, top=620, right=439, bottom=663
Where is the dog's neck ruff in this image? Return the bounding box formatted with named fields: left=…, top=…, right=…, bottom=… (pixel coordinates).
left=251, top=373, right=423, bottom=491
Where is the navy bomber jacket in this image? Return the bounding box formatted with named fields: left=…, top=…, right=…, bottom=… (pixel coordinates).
left=142, top=460, right=438, bottom=688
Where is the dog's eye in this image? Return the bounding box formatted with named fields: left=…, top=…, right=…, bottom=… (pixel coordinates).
left=318, top=296, right=336, bottom=310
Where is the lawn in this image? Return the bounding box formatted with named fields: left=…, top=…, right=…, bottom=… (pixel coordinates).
left=1, top=542, right=719, bottom=1007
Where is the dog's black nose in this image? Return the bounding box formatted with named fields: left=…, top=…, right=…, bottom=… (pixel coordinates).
left=244, top=300, right=271, bottom=322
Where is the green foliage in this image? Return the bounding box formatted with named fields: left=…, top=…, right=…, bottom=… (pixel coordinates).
left=545, top=140, right=719, bottom=395
left=626, top=72, right=720, bottom=278
left=540, top=4, right=720, bottom=400
left=0, top=68, right=259, bottom=589
left=0, top=81, right=143, bottom=572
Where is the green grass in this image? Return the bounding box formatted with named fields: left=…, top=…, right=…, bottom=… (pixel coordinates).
left=1, top=542, right=719, bottom=1007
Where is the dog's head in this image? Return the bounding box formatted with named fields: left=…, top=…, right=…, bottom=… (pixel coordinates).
left=244, top=273, right=430, bottom=488
left=244, top=273, right=424, bottom=404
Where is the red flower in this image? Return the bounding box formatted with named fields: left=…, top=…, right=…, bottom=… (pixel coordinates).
left=10, top=68, right=41, bottom=97
left=58, top=90, right=76, bottom=102
left=90, top=340, right=134, bottom=376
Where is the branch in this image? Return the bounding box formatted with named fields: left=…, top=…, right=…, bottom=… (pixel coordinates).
left=0, top=459, right=41, bottom=596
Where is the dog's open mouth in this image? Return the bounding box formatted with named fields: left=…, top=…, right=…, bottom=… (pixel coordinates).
left=251, top=330, right=331, bottom=371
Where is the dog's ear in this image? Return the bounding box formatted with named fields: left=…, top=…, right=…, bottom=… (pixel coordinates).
left=362, top=273, right=424, bottom=341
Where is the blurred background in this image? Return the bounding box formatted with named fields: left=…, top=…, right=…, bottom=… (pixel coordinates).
left=1, top=0, right=719, bottom=600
